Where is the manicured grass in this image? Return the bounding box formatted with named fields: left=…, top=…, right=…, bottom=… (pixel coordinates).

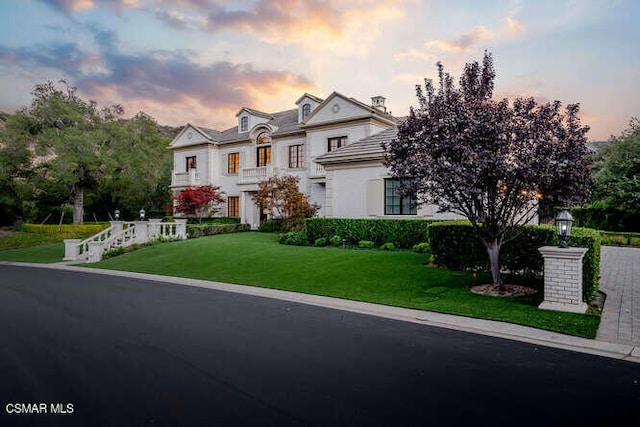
left=88, top=232, right=600, bottom=338
left=0, top=231, right=67, bottom=250
left=0, top=242, right=65, bottom=263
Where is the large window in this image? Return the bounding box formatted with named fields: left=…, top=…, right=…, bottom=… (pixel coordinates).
left=228, top=152, right=239, bottom=174
left=288, top=145, right=305, bottom=168
left=385, top=179, right=417, bottom=215
left=257, top=146, right=271, bottom=167
left=227, top=196, right=239, bottom=217
left=185, top=156, right=197, bottom=171
left=256, top=131, right=272, bottom=167
left=328, top=136, right=347, bottom=152
left=240, top=116, right=248, bottom=132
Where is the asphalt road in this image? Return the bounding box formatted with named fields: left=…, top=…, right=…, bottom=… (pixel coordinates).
left=1, top=265, right=638, bottom=426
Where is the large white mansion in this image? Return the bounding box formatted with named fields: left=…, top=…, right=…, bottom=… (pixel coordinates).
left=169, top=92, right=459, bottom=227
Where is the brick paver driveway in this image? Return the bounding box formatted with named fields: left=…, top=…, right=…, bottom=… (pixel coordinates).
left=597, top=246, right=640, bottom=345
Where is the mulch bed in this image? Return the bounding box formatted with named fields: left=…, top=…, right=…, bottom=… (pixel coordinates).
left=470, top=283, right=538, bottom=297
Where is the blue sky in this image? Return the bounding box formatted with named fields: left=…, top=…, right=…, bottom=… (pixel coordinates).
left=1, top=0, right=638, bottom=140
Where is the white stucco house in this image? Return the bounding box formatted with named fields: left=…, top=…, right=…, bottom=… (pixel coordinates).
left=169, top=92, right=461, bottom=228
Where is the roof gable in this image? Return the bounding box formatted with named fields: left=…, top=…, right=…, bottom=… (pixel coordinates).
left=169, top=123, right=216, bottom=149
left=303, top=92, right=395, bottom=127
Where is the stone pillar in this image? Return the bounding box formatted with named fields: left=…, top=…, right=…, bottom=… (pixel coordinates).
left=133, top=221, right=149, bottom=244
left=63, top=239, right=82, bottom=261
left=538, top=246, right=589, bottom=314
left=174, top=219, right=188, bottom=239
left=87, top=241, right=104, bottom=263
left=110, top=220, right=123, bottom=235
left=148, top=218, right=162, bottom=238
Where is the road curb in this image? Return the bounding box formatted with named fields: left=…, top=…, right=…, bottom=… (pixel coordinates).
left=3, top=261, right=639, bottom=364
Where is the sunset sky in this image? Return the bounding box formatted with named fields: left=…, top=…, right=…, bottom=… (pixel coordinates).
left=1, top=0, right=638, bottom=141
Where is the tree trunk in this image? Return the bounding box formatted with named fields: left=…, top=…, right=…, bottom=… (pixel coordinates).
left=485, top=240, right=503, bottom=290
left=72, top=185, right=84, bottom=225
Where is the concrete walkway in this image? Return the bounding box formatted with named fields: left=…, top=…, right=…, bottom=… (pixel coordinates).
left=597, top=246, right=640, bottom=345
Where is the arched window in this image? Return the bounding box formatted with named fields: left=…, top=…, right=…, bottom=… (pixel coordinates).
left=240, top=116, right=248, bottom=132
left=302, top=103, right=311, bottom=119
left=256, top=131, right=272, bottom=167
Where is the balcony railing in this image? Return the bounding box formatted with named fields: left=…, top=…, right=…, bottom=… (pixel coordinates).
left=172, top=169, right=200, bottom=187
left=310, top=159, right=325, bottom=178
left=240, top=165, right=276, bottom=184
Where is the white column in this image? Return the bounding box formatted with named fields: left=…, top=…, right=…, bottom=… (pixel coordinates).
left=133, top=221, right=148, bottom=244
left=63, top=239, right=82, bottom=261
left=174, top=219, right=188, bottom=239
left=148, top=219, right=162, bottom=238
left=87, top=241, right=104, bottom=263
left=538, top=246, right=589, bottom=314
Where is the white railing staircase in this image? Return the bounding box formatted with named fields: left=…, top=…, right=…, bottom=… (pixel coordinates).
left=63, top=219, right=188, bottom=263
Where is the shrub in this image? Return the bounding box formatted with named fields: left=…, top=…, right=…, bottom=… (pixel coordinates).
left=314, top=237, right=328, bottom=247
left=412, top=242, right=431, bottom=254
left=258, top=218, right=285, bottom=232
left=305, top=218, right=433, bottom=249
left=187, top=217, right=241, bottom=225
left=187, top=223, right=250, bottom=238
left=278, top=231, right=309, bottom=246
left=428, top=220, right=601, bottom=302
left=379, top=242, right=396, bottom=251
left=329, top=235, right=342, bottom=246
left=358, top=240, right=375, bottom=249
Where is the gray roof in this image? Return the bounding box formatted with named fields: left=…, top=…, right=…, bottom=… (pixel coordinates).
left=196, top=109, right=303, bottom=144
left=316, top=127, right=398, bottom=164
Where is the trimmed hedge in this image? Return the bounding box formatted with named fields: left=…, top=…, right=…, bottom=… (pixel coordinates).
left=305, top=218, right=433, bottom=249
left=187, top=223, right=250, bottom=238
left=571, top=206, right=640, bottom=232
left=258, top=219, right=286, bottom=232
left=22, top=223, right=110, bottom=239
left=428, top=220, right=601, bottom=302
left=600, top=231, right=640, bottom=247
left=186, top=217, right=241, bottom=225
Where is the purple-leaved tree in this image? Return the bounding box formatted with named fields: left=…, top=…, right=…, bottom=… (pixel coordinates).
left=384, top=51, right=592, bottom=289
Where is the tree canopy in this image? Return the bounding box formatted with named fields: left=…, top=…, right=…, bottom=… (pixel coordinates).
left=593, top=118, right=640, bottom=214
left=385, top=51, right=592, bottom=288
left=0, top=80, right=173, bottom=225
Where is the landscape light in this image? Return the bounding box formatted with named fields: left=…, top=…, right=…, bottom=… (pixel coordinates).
left=139, top=209, right=146, bottom=221
left=555, top=208, right=574, bottom=248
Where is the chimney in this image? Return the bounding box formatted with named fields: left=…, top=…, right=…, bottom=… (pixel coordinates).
left=371, top=96, right=387, bottom=113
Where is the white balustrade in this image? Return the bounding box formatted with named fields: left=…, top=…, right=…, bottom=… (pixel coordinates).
left=63, top=219, right=188, bottom=263
left=172, top=170, right=200, bottom=186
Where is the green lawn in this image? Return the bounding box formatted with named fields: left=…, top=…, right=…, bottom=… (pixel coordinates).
left=0, top=242, right=65, bottom=263
left=85, top=232, right=600, bottom=338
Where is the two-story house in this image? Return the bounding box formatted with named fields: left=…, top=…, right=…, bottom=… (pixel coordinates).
left=169, top=91, right=461, bottom=227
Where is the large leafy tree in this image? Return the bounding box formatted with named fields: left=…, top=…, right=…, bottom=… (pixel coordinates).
left=385, top=51, right=592, bottom=289
left=92, top=112, right=173, bottom=219
left=1, top=80, right=173, bottom=225
left=27, top=80, right=124, bottom=224
left=593, top=118, right=640, bottom=214
left=251, top=175, right=318, bottom=231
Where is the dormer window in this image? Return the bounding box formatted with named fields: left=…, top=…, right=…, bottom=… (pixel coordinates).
left=302, top=103, right=311, bottom=119
left=240, top=116, right=248, bottom=132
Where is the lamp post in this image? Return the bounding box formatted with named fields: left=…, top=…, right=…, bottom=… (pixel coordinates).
left=139, top=209, right=146, bottom=221
left=555, top=208, right=574, bottom=248
left=114, top=209, right=120, bottom=221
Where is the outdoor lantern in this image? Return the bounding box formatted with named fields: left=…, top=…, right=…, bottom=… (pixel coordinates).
left=114, top=209, right=120, bottom=221
left=555, top=208, right=574, bottom=248
left=139, top=208, right=146, bottom=221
